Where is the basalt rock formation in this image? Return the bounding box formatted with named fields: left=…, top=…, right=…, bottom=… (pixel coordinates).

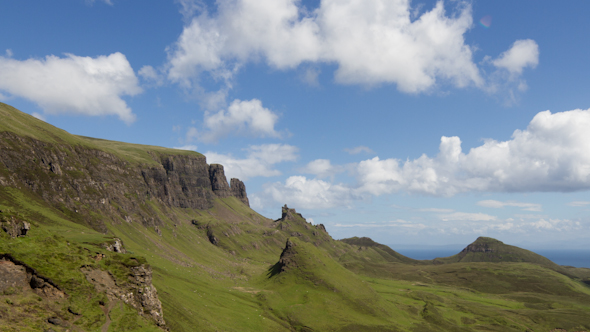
left=209, top=164, right=232, bottom=198
left=230, top=178, right=249, bottom=207
left=82, top=264, right=166, bottom=328
left=0, top=132, right=249, bottom=233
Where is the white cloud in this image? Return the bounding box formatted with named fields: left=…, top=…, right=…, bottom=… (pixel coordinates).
left=0, top=53, right=141, bottom=124
left=477, top=200, right=542, bottom=212
left=439, top=212, right=496, bottom=221
left=257, top=108, right=590, bottom=209
left=344, top=146, right=375, bottom=155
left=5, top=49, right=12, bottom=57
left=31, top=113, right=46, bottom=121
left=176, top=0, right=206, bottom=22
left=197, top=99, right=281, bottom=142
left=138, top=65, right=164, bottom=86
left=166, top=0, right=489, bottom=93
left=567, top=201, right=590, bottom=207
left=173, top=144, right=198, bottom=151
left=493, top=39, right=539, bottom=75
left=205, top=144, right=298, bottom=180
left=333, top=221, right=427, bottom=230
left=354, top=108, right=590, bottom=196
left=299, top=159, right=341, bottom=178
left=256, top=176, right=355, bottom=210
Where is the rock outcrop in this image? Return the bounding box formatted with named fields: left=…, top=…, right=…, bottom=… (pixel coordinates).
left=276, top=238, right=299, bottom=273
left=0, top=214, right=30, bottom=238
left=209, top=164, right=232, bottom=198
left=82, top=264, right=166, bottom=328
left=0, top=131, right=249, bottom=233
left=0, top=254, right=66, bottom=299
left=209, top=164, right=250, bottom=205
left=230, top=178, right=249, bottom=207
left=103, top=238, right=126, bottom=253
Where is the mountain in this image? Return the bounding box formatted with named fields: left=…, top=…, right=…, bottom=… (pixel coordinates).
left=1, top=102, right=590, bottom=332
left=433, top=236, right=574, bottom=276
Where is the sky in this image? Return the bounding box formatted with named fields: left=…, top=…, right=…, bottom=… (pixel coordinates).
left=1, top=0, right=589, bottom=250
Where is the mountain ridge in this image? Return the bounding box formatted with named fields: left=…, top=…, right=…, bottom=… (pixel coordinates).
left=1, top=102, right=590, bottom=332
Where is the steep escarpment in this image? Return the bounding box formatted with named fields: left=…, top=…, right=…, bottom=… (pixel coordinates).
left=0, top=130, right=248, bottom=233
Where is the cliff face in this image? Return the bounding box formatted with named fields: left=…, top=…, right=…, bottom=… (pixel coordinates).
left=230, top=178, right=249, bottom=207
left=0, top=131, right=248, bottom=232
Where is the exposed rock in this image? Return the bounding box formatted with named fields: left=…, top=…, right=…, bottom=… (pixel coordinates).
left=207, top=229, right=220, bottom=245
left=460, top=237, right=502, bottom=254
left=230, top=178, right=249, bottom=206
left=291, top=232, right=303, bottom=237
left=277, top=204, right=305, bottom=222
left=129, top=265, right=166, bottom=327
left=209, top=164, right=231, bottom=198
left=47, top=317, right=66, bottom=327
left=82, top=264, right=166, bottom=328
left=0, top=215, right=30, bottom=238
left=0, top=259, right=29, bottom=294
left=0, top=254, right=66, bottom=299
left=103, top=238, right=126, bottom=253
left=0, top=131, right=216, bottom=232
left=276, top=239, right=298, bottom=273
left=316, top=224, right=327, bottom=232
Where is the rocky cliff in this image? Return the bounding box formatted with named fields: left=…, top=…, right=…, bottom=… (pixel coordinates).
left=0, top=131, right=249, bottom=233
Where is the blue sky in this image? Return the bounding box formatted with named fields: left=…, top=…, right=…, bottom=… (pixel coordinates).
left=1, top=0, right=589, bottom=249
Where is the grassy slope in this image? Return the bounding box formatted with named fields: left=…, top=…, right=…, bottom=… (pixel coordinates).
left=433, top=236, right=574, bottom=277
left=2, top=103, right=590, bottom=331
left=0, top=102, right=201, bottom=166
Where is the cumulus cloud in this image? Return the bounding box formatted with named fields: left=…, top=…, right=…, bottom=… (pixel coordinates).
left=493, top=39, right=539, bottom=75
left=299, top=159, right=341, bottom=178
left=344, top=146, right=375, bottom=155
left=166, top=0, right=490, bottom=93
left=258, top=108, right=590, bottom=209
left=258, top=176, right=356, bottom=210
left=205, top=144, right=298, bottom=180
left=197, top=99, right=281, bottom=142
left=354, top=108, right=590, bottom=196
left=477, top=200, right=542, bottom=212
left=0, top=53, right=141, bottom=124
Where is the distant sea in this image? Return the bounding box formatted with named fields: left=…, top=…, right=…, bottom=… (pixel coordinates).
left=394, top=249, right=590, bottom=269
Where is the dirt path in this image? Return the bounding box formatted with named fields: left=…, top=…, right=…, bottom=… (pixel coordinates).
left=100, top=299, right=119, bottom=332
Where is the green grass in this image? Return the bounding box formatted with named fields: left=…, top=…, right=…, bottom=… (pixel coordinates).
left=2, top=102, right=590, bottom=331
left=0, top=102, right=202, bottom=166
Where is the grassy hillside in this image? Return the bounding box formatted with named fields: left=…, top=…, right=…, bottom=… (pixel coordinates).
left=433, top=236, right=573, bottom=276
left=1, top=103, right=590, bottom=332
left=0, top=102, right=200, bottom=166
